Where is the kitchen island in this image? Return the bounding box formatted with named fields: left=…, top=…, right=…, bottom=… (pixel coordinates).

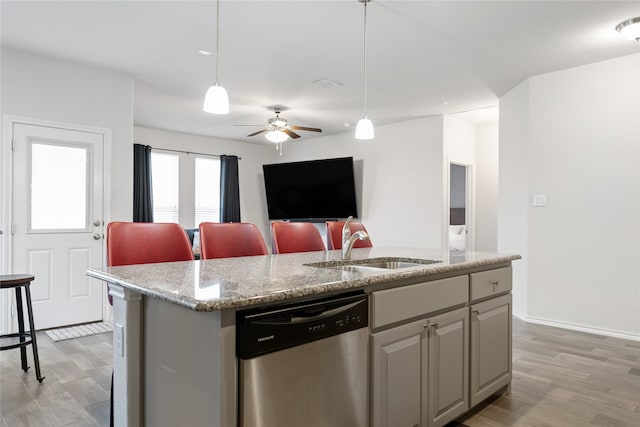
left=87, top=247, right=520, bottom=427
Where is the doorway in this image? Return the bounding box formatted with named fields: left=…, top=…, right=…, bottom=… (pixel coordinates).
left=6, top=119, right=109, bottom=330
left=449, top=163, right=471, bottom=251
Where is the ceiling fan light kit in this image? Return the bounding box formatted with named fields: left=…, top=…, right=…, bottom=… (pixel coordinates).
left=355, top=0, right=374, bottom=140
left=238, top=106, right=322, bottom=150
left=203, top=0, right=229, bottom=115
left=616, top=17, right=640, bottom=41
left=265, top=130, right=289, bottom=144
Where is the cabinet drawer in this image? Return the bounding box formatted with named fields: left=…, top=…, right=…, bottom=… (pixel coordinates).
left=470, top=267, right=512, bottom=301
left=372, top=276, right=468, bottom=329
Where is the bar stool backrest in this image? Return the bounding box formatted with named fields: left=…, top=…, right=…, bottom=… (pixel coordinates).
left=199, top=222, right=268, bottom=259
left=106, top=222, right=194, bottom=267
left=271, top=222, right=326, bottom=254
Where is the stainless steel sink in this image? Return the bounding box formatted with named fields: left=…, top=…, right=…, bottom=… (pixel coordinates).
left=306, top=257, right=441, bottom=273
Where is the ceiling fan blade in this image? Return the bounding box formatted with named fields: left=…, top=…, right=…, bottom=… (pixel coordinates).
left=289, top=126, right=322, bottom=132
left=247, top=129, right=268, bottom=137
left=283, top=129, right=301, bottom=139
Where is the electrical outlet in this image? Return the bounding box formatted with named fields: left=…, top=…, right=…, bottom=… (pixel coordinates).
left=114, top=323, right=124, bottom=356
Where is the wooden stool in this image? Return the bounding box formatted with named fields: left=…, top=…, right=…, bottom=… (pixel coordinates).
left=0, top=274, right=45, bottom=382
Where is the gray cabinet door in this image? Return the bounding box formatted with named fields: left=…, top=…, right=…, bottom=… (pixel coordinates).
left=470, top=294, right=512, bottom=407
left=426, top=307, right=470, bottom=427
left=371, top=319, right=426, bottom=427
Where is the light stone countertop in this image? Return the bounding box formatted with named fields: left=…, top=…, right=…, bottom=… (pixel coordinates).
left=86, top=247, right=520, bottom=311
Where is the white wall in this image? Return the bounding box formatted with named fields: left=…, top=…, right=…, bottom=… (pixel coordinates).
left=280, top=117, right=444, bottom=249
left=1, top=47, right=134, bottom=222
left=133, top=126, right=277, bottom=243
left=500, top=54, right=640, bottom=338
left=498, top=80, right=530, bottom=319
left=475, top=122, right=499, bottom=252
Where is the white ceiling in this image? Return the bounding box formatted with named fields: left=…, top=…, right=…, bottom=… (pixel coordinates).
left=2, top=1, right=639, bottom=145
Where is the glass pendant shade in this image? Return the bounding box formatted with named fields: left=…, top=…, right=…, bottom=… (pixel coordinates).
left=355, top=117, right=374, bottom=140
left=265, top=130, right=289, bottom=143
left=616, top=17, right=640, bottom=41
left=203, top=84, right=229, bottom=114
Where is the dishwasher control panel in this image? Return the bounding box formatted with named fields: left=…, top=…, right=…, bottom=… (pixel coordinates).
left=237, top=292, right=368, bottom=359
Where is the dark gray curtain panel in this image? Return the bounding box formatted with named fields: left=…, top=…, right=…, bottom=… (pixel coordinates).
left=133, top=144, right=153, bottom=222
left=220, top=155, right=240, bottom=222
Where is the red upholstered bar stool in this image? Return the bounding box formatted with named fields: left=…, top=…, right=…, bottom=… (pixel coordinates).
left=0, top=274, right=45, bottom=382
left=271, top=222, right=326, bottom=254
left=199, top=222, right=268, bottom=259
left=326, top=220, right=373, bottom=250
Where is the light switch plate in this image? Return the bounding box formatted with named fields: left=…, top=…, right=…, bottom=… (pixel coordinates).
left=533, top=194, right=547, bottom=207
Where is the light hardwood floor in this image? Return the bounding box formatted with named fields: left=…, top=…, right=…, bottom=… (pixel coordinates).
left=0, top=332, right=112, bottom=426
left=459, top=318, right=640, bottom=427
left=1, top=318, right=638, bottom=427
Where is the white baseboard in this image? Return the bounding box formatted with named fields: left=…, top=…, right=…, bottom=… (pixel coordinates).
left=513, top=312, right=640, bottom=342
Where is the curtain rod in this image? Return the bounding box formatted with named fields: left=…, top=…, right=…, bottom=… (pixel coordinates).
left=153, top=147, right=241, bottom=160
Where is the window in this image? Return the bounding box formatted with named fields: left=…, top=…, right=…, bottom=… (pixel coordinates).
left=151, top=152, right=179, bottom=223
left=195, top=157, right=221, bottom=224
left=150, top=150, right=220, bottom=228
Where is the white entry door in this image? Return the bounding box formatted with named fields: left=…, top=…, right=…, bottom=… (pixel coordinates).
left=12, top=123, right=105, bottom=329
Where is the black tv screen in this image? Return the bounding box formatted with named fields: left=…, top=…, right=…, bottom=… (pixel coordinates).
left=262, top=157, right=358, bottom=221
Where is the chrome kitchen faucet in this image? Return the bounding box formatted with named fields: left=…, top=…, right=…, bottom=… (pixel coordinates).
left=342, top=216, right=369, bottom=260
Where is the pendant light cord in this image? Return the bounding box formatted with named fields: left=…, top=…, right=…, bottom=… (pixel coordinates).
left=363, top=1, right=368, bottom=117
left=216, top=0, right=221, bottom=85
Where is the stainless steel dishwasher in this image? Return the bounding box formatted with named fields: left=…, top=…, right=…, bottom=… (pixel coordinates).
left=237, top=292, right=369, bottom=427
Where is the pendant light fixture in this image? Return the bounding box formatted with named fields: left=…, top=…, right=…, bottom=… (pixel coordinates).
left=355, top=0, right=374, bottom=140
left=203, top=0, right=229, bottom=114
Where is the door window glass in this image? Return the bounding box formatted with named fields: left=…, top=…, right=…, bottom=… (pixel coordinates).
left=30, top=142, right=89, bottom=230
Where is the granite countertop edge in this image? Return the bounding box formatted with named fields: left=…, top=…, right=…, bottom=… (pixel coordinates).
left=88, top=253, right=520, bottom=312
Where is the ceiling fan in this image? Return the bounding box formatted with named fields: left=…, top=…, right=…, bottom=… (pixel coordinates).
left=237, top=106, right=322, bottom=145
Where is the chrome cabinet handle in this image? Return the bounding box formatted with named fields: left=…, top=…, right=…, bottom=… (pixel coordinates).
left=93, top=233, right=102, bottom=240
left=430, top=322, right=438, bottom=334
left=93, top=220, right=102, bottom=227
left=423, top=321, right=438, bottom=336
left=491, top=280, right=499, bottom=290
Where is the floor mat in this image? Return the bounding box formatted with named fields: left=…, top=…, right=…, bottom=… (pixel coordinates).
left=44, top=321, right=112, bottom=342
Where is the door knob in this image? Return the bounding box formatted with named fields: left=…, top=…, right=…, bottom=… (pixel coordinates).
left=93, top=233, right=102, bottom=240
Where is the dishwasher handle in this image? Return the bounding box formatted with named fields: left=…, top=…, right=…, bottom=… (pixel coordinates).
left=253, top=300, right=363, bottom=326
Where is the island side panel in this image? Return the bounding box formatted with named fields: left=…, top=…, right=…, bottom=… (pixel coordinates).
left=109, top=284, right=142, bottom=427
left=143, top=297, right=236, bottom=427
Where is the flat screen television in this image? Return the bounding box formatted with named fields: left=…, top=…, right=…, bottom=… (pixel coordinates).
left=262, top=157, right=358, bottom=221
